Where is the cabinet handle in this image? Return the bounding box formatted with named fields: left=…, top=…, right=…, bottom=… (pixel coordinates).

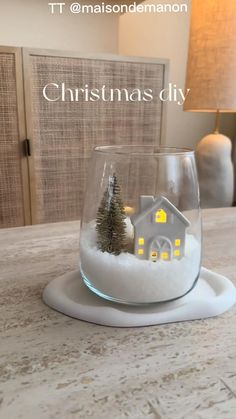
left=24, top=139, right=31, bottom=157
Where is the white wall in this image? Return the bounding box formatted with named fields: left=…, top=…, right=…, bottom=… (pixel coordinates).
left=119, top=0, right=236, bottom=148
left=0, top=0, right=119, bottom=53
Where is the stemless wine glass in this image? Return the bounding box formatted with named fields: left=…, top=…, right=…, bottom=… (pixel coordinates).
left=80, top=145, right=202, bottom=305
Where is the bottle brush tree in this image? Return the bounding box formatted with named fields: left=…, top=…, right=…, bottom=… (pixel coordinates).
left=96, top=173, right=127, bottom=255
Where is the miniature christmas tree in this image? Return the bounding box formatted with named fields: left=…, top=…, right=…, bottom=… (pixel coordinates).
left=96, top=174, right=127, bottom=255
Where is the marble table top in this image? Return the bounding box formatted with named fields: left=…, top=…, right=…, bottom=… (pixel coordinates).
left=0, top=208, right=236, bottom=419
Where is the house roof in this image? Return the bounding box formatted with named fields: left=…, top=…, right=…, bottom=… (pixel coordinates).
left=132, top=195, right=190, bottom=227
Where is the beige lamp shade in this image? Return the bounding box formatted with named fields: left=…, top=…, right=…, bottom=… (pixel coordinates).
left=184, top=0, right=236, bottom=112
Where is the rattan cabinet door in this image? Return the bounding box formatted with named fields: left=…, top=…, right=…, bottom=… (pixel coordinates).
left=24, top=50, right=167, bottom=224
left=0, top=48, right=30, bottom=228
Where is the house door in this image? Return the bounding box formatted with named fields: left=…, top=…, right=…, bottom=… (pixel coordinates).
left=149, top=236, right=173, bottom=261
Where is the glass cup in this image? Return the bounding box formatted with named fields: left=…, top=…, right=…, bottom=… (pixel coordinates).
left=80, top=145, right=202, bottom=305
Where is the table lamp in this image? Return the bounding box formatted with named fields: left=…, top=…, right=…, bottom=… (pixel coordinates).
left=184, top=0, right=236, bottom=208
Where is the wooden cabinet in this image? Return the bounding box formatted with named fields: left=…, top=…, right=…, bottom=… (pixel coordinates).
left=0, top=47, right=168, bottom=227
left=0, top=47, right=31, bottom=227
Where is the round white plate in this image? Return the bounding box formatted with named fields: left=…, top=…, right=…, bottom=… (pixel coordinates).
left=42, top=268, right=236, bottom=327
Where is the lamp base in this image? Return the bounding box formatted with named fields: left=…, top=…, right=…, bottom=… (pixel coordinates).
left=196, top=133, right=234, bottom=208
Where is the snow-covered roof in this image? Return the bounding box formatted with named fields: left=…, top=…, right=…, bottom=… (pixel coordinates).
left=132, top=195, right=190, bottom=227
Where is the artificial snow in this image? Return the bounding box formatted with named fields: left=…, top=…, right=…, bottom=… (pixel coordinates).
left=79, top=224, right=201, bottom=303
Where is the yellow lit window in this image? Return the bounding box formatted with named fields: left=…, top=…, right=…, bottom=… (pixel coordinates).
left=138, top=237, right=145, bottom=245
left=175, top=239, right=181, bottom=247
left=155, top=209, right=167, bottom=223
left=151, top=251, right=158, bottom=258
left=138, top=249, right=144, bottom=255
left=161, top=252, right=169, bottom=260
left=174, top=249, right=180, bottom=257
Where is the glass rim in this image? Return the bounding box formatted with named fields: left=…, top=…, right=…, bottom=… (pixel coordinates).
left=93, top=145, right=195, bottom=157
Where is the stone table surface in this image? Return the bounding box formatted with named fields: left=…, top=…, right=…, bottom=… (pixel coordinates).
left=0, top=208, right=236, bottom=419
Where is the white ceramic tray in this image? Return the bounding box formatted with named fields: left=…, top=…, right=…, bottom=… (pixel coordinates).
left=42, top=268, right=236, bottom=327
